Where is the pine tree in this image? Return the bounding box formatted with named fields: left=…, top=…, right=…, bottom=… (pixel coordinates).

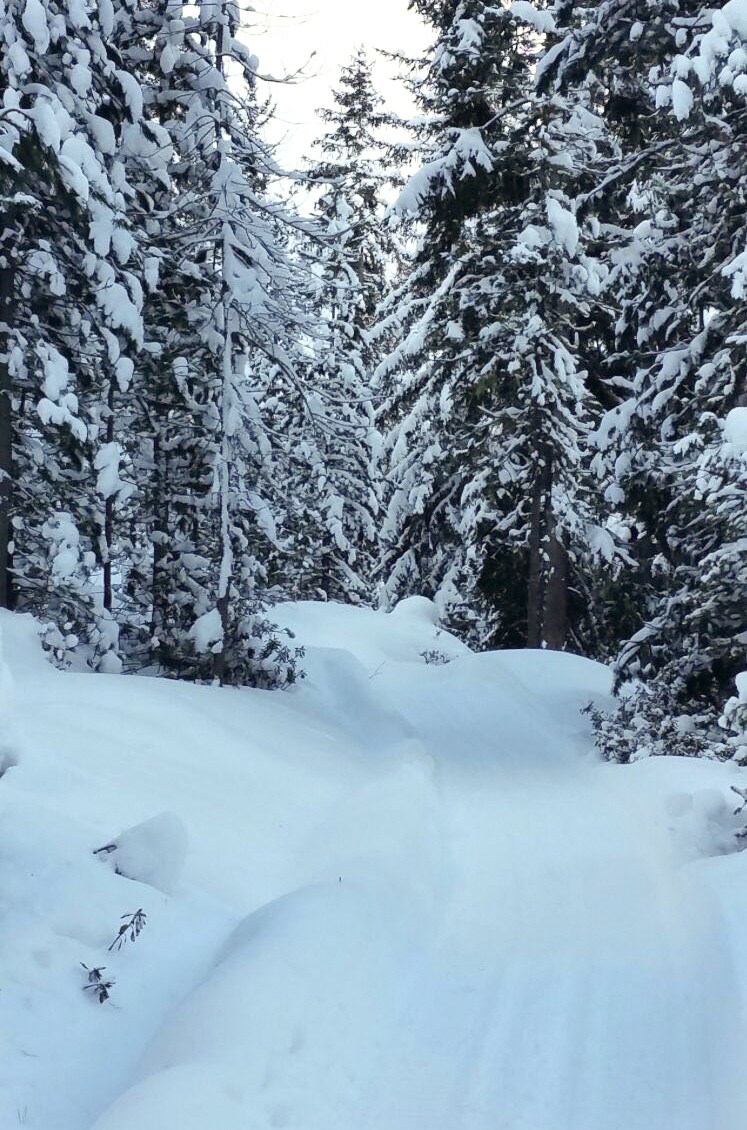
left=377, top=0, right=622, bottom=648
left=549, top=1, right=747, bottom=756
left=113, top=0, right=235, bottom=672
left=0, top=0, right=147, bottom=667
left=376, top=1, right=524, bottom=634
left=131, top=0, right=309, bottom=685
left=283, top=50, right=390, bottom=604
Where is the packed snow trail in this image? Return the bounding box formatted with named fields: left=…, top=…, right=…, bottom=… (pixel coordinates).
left=1, top=601, right=745, bottom=1130
left=90, top=760, right=742, bottom=1130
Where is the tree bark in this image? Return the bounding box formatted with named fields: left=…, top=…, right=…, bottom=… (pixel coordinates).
left=543, top=533, right=568, bottom=650
left=150, top=433, right=168, bottom=642
left=0, top=258, right=14, bottom=609
left=526, top=463, right=545, bottom=648
left=102, top=390, right=114, bottom=613
left=526, top=444, right=553, bottom=648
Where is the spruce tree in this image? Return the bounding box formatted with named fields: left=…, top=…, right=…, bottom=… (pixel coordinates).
left=377, top=0, right=621, bottom=648
left=131, top=0, right=308, bottom=685
left=0, top=0, right=147, bottom=667
left=549, top=1, right=747, bottom=755
left=376, top=1, right=523, bottom=635
left=284, top=49, right=389, bottom=604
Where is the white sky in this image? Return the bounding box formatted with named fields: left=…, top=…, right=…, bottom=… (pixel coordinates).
left=246, top=1, right=430, bottom=164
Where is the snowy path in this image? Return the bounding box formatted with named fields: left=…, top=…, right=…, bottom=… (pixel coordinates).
left=90, top=753, right=744, bottom=1130
left=2, top=601, right=746, bottom=1130
left=358, top=769, right=737, bottom=1130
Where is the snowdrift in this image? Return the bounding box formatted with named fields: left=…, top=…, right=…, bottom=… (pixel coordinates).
left=1, top=599, right=746, bottom=1130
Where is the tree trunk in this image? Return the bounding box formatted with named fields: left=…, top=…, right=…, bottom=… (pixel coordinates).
left=0, top=259, right=14, bottom=609
left=102, top=393, right=114, bottom=613
left=526, top=464, right=545, bottom=648
left=526, top=444, right=553, bottom=648
left=213, top=301, right=234, bottom=687
left=543, top=533, right=568, bottom=650
left=150, top=433, right=168, bottom=642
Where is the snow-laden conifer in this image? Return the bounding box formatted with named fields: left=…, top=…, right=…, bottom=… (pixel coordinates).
left=130, top=0, right=309, bottom=684
left=377, top=1, right=622, bottom=648
left=0, top=0, right=147, bottom=668
left=551, top=0, right=747, bottom=756
left=281, top=50, right=390, bottom=604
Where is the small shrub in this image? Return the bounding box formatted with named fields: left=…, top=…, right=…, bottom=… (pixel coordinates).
left=81, top=964, right=115, bottom=1004
left=108, top=908, right=147, bottom=952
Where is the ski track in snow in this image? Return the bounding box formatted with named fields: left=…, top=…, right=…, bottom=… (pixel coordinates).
left=1, top=601, right=746, bottom=1130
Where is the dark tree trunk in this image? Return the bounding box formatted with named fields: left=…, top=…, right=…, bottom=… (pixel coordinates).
left=150, top=434, right=168, bottom=641
left=526, top=465, right=545, bottom=649
left=213, top=591, right=230, bottom=685
left=543, top=533, right=568, bottom=650
left=526, top=443, right=553, bottom=648
left=0, top=259, right=14, bottom=610
left=102, top=391, right=114, bottom=613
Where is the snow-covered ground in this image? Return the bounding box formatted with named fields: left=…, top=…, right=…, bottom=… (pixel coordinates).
left=1, top=598, right=746, bottom=1130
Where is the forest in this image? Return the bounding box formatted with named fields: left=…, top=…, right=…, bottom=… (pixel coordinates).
left=0, top=0, right=745, bottom=764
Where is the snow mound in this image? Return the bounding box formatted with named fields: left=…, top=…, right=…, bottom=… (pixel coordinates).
left=389, top=593, right=440, bottom=623
left=665, top=787, right=743, bottom=857
left=96, top=812, right=188, bottom=895
left=618, top=755, right=747, bottom=860
left=298, top=645, right=412, bottom=754
left=275, top=598, right=469, bottom=672
left=89, top=878, right=432, bottom=1130
left=1, top=599, right=747, bottom=1130
left=0, top=620, right=20, bottom=774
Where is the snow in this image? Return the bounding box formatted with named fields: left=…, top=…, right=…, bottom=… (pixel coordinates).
left=452, top=17, right=483, bottom=56
left=114, top=70, right=144, bottom=121
left=723, top=248, right=747, bottom=297
left=32, top=99, right=63, bottom=153
left=724, top=405, right=747, bottom=453
left=723, top=0, right=747, bottom=38
left=692, top=2, right=747, bottom=89
left=41, top=345, right=70, bottom=401
left=42, top=513, right=83, bottom=580
left=509, top=0, right=556, bottom=33
left=7, top=38, right=32, bottom=79
left=96, top=814, right=188, bottom=896
left=88, top=115, right=116, bottom=157
left=70, top=61, right=92, bottom=97
left=94, top=274, right=144, bottom=343
left=396, top=129, right=493, bottom=213
left=536, top=37, right=568, bottom=82
left=0, top=620, right=20, bottom=775
left=59, top=153, right=90, bottom=203
left=546, top=195, right=579, bottom=257
left=21, top=0, right=50, bottom=54
left=1, top=600, right=747, bottom=1130
left=94, top=442, right=124, bottom=500
left=188, top=606, right=224, bottom=653
left=672, top=77, right=694, bottom=120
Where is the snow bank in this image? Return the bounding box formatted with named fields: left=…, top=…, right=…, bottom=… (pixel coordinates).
left=0, top=619, right=20, bottom=775
left=1, top=600, right=746, bottom=1130
left=95, top=813, right=188, bottom=895
left=276, top=597, right=469, bottom=674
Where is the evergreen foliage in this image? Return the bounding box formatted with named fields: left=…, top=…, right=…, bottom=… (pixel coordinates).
left=274, top=49, right=389, bottom=605
left=0, top=0, right=743, bottom=762
left=548, top=0, right=747, bottom=757
left=376, top=1, right=624, bottom=650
